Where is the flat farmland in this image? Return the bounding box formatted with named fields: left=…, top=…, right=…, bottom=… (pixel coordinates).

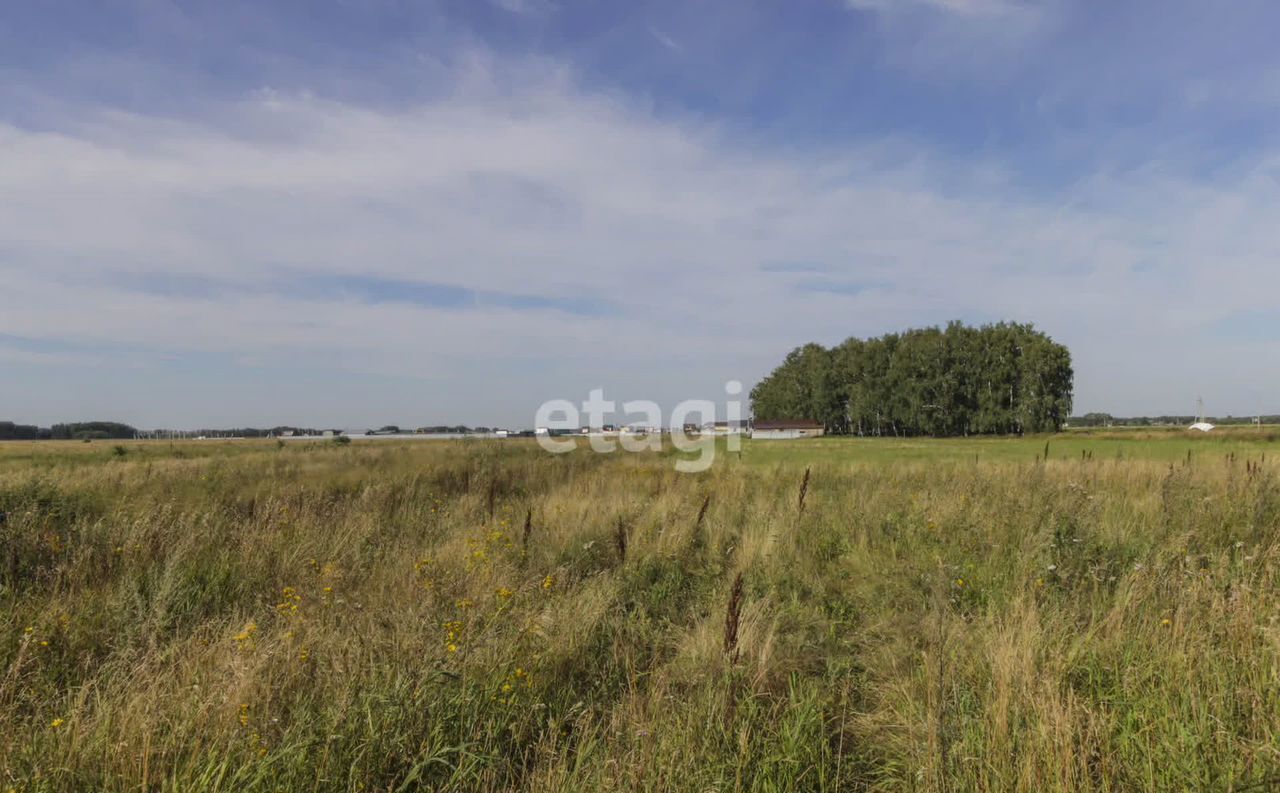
left=2, top=432, right=1278, bottom=791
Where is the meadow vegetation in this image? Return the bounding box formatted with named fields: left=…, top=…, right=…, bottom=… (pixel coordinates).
left=1, top=432, right=1278, bottom=791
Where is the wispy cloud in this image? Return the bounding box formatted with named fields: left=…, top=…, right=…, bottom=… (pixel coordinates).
left=2, top=43, right=1279, bottom=422
left=98, top=271, right=614, bottom=316
left=846, top=0, right=1030, bottom=17
left=793, top=279, right=886, bottom=297
left=649, top=27, right=681, bottom=51
left=844, top=0, right=1061, bottom=80
left=760, top=262, right=833, bottom=274
left=489, top=0, right=557, bottom=17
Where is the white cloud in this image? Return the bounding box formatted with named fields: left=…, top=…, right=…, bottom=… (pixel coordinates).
left=2, top=54, right=1279, bottom=424
left=489, top=0, right=556, bottom=16
left=845, top=0, right=1061, bottom=79
left=846, top=0, right=1028, bottom=17
left=649, top=27, right=681, bottom=51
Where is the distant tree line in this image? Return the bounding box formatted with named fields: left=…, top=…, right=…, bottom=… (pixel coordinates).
left=368, top=426, right=503, bottom=435
left=0, top=423, right=334, bottom=440
left=51, top=422, right=138, bottom=440
left=191, top=427, right=337, bottom=437
left=751, top=321, right=1074, bottom=437
left=0, top=422, right=49, bottom=440
left=415, top=425, right=492, bottom=434
left=1, top=422, right=501, bottom=440
left=0, top=421, right=140, bottom=440
left=1068, top=413, right=1280, bottom=428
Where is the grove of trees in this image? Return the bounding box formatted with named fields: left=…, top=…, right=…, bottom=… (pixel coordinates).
left=751, top=321, right=1073, bottom=436
left=0, top=422, right=49, bottom=440
left=0, top=422, right=139, bottom=441
left=49, top=422, right=138, bottom=440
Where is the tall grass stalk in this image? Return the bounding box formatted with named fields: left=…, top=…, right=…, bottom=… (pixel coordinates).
left=0, top=436, right=1277, bottom=791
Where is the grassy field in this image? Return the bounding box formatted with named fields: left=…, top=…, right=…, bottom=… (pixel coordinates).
left=2, top=431, right=1278, bottom=791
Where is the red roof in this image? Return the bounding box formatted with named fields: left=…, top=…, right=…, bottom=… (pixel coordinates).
left=753, top=419, right=823, bottom=430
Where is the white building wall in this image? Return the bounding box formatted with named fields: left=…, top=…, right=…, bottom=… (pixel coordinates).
left=751, top=428, right=824, bottom=440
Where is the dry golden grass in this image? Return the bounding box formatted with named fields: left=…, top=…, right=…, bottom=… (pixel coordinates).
left=0, top=436, right=1278, bottom=791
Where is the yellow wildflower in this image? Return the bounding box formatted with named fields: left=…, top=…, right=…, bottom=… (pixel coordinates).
left=276, top=586, right=302, bottom=614
left=50, top=718, right=65, bottom=729
left=233, top=621, right=258, bottom=645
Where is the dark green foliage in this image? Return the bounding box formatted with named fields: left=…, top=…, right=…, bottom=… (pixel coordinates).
left=752, top=321, right=1073, bottom=436
left=0, top=421, right=49, bottom=440
left=751, top=343, right=845, bottom=432
left=0, top=479, right=106, bottom=590
left=49, top=421, right=137, bottom=440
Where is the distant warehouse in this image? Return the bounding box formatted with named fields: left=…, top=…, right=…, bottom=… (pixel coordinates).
left=751, top=419, right=825, bottom=440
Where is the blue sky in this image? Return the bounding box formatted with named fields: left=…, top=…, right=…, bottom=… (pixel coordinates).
left=3, top=0, right=1280, bottom=428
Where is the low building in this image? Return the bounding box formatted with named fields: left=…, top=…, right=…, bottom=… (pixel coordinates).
left=704, top=420, right=749, bottom=435
left=751, top=419, right=825, bottom=440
